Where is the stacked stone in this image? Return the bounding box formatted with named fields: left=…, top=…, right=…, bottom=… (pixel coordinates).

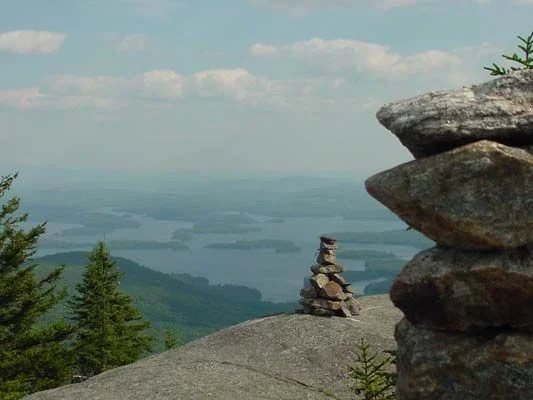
left=299, top=236, right=360, bottom=317
left=365, top=70, right=533, bottom=400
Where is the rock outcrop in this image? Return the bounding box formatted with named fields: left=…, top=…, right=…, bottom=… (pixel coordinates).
left=22, top=295, right=401, bottom=400
left=299, top=236, right=360, bottom=317
left=395, top=319, right=533, bottom=400
left=376, top=69, right=533, bottom=158
left=367, top=70, right=533, bottom=399
left=390, top=246, right=533, bottom=332
left=366, top=140, right=533, bottom=249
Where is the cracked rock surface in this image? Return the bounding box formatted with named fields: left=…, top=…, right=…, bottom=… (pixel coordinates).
left=376, top=69, right=533, bottom=158
left=23, top=295, right=401, bottom=400
left=390, top=246, right=533, bottom=332
left=395, top=318, right=533, bottom=400
left=365, top=140, right=533, bottom=249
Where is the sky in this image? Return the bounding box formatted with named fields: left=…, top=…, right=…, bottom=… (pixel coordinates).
left=1, top=0, right=532, bottom=182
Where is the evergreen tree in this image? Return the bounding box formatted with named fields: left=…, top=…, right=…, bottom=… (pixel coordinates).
left=163, top=326, right=182, bottom=350
left=0, top=173, right=74, bottom=400
left=69, top=241, right=153, bottom=376
left=348, top=338, right=397, bottom=400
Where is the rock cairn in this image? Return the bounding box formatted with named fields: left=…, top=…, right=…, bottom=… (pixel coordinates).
left=366, top=69, right=533, bottom=400
left=299, top=236, right=360, bottom=317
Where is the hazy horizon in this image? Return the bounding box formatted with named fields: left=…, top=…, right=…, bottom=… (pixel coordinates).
left=3, top=1, right=531, bottom=178
left=4, top=164, right=375, bottom=191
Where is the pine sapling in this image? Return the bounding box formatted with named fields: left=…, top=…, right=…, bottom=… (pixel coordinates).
left=348, top=338, right=397, bottom=400
left=484, top=30, right=533, bottom=76
left=163, top=326, right=182, bottom=350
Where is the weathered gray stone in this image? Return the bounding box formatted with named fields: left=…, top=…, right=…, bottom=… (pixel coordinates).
left=376, top=69, right=533, bottom=158
left=395, top=318, right=533, bottom=400
left=330, top=273, right=346, bottom=287
left=320, top=236, right=337, bottom=245
left=23, top=295, right=402, bottom=400
left=299, top=286, right=318, bottom=298
left=316, top=252, right=336, bottom=265
left=343, top=285, right=356, bottom=295
left=309, top=273, right=329, bottom=289
left=310, top=264, right=344, bottom=274
left=365, top=140, right=533, bottom=249
left=391, top=246, right=533, bottom=332
left=319, top=242, right=337, bottom=251
left=320, top=281, right=347, bottom=301
left=299, top=297, right=342, bottom=311
left=339, top=303, right=352, bottom=318
left=343, top=296, right=361, bottom=315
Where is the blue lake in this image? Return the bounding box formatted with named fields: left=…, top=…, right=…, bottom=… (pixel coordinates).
left=35, top=212, right=420, bottom=302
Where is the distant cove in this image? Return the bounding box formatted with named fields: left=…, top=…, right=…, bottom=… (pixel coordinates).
left=205, top=239, right=301, bottom=253
left=34, top=211, right=423, bottom=302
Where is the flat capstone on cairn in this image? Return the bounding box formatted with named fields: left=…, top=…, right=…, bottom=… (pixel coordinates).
left=365, top=69, right=533, bottom=400
left=298, top=236, right=361, bottom=317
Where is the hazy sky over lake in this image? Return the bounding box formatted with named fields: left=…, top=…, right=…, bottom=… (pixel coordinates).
left=2, top=0, right=531, bottom=180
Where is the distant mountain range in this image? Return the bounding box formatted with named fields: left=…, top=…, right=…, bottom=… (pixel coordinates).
left=34, top=252, right=296, bottom=352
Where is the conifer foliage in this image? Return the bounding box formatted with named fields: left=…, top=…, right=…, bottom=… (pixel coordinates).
left=69, top=241, right=153, bottom=377
left=348, top=338, right=397, bottom=400
left=0, top=173, right=74, bottom=400
left=484, top=30, right=533, bottom=76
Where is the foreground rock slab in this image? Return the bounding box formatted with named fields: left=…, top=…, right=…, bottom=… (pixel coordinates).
left=376, top=69, right=533, bottom=158
left=390, top=246, right=533, bottom=332
left=23, top=295, right=401, bottom=400
left=395, top=318, right=533, bottom=400
left=365, top=140, right=533, bottom=249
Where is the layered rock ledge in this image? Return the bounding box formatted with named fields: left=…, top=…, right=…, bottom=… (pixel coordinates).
left=365, top=140, right=533, bottom=249
left=376, top=69, right=533, bottom=158
left=390, top=246, right=533, bottom=332
left=395, top=318, right=533, bottom=400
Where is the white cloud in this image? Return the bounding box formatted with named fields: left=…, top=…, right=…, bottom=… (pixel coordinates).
left=0, top=87, right=115, bottom=110
left=117, top=34, right=148, bottom=52
left=250, top=43, right=280, bottom=56
left=49, top=75, right=125, bottom=95
left=192, top=68, right=274, bottom=103
left=2, top=68, right=377, bottom=112
left=250, top=38, right=463, bottom=79
left=0, top=88, right=46, bottom=109
left=48, top=71, right=186, bottom=101
left=189, top=68, right=370, bottom=110
left=0, top=30, right=66, bottom=54
left=135, top=70, right=185, bottom=98
left=252, top=0, right=424, bottom=12
left=331, top=78, right=345, bottom=89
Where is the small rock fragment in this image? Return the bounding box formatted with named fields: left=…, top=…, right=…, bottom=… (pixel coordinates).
left=320, top=281, right=347, bottom=301
left=300, top=286, right=318, bottom=298
left=311, top=264, right=344, bottom=274
left=299, top=298, right=342, bottom=311
left=309, top=274, right=329, bottom=289
left=316, top=252, right=336, bottom=265
left=330, top=273, right=347, bottom=286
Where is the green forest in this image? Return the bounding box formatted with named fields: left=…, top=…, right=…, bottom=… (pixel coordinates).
left=34, top=251, right=296, bottom=349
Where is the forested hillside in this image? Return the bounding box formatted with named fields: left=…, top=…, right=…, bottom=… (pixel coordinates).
left=34, top=252, right=296, bottom=351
